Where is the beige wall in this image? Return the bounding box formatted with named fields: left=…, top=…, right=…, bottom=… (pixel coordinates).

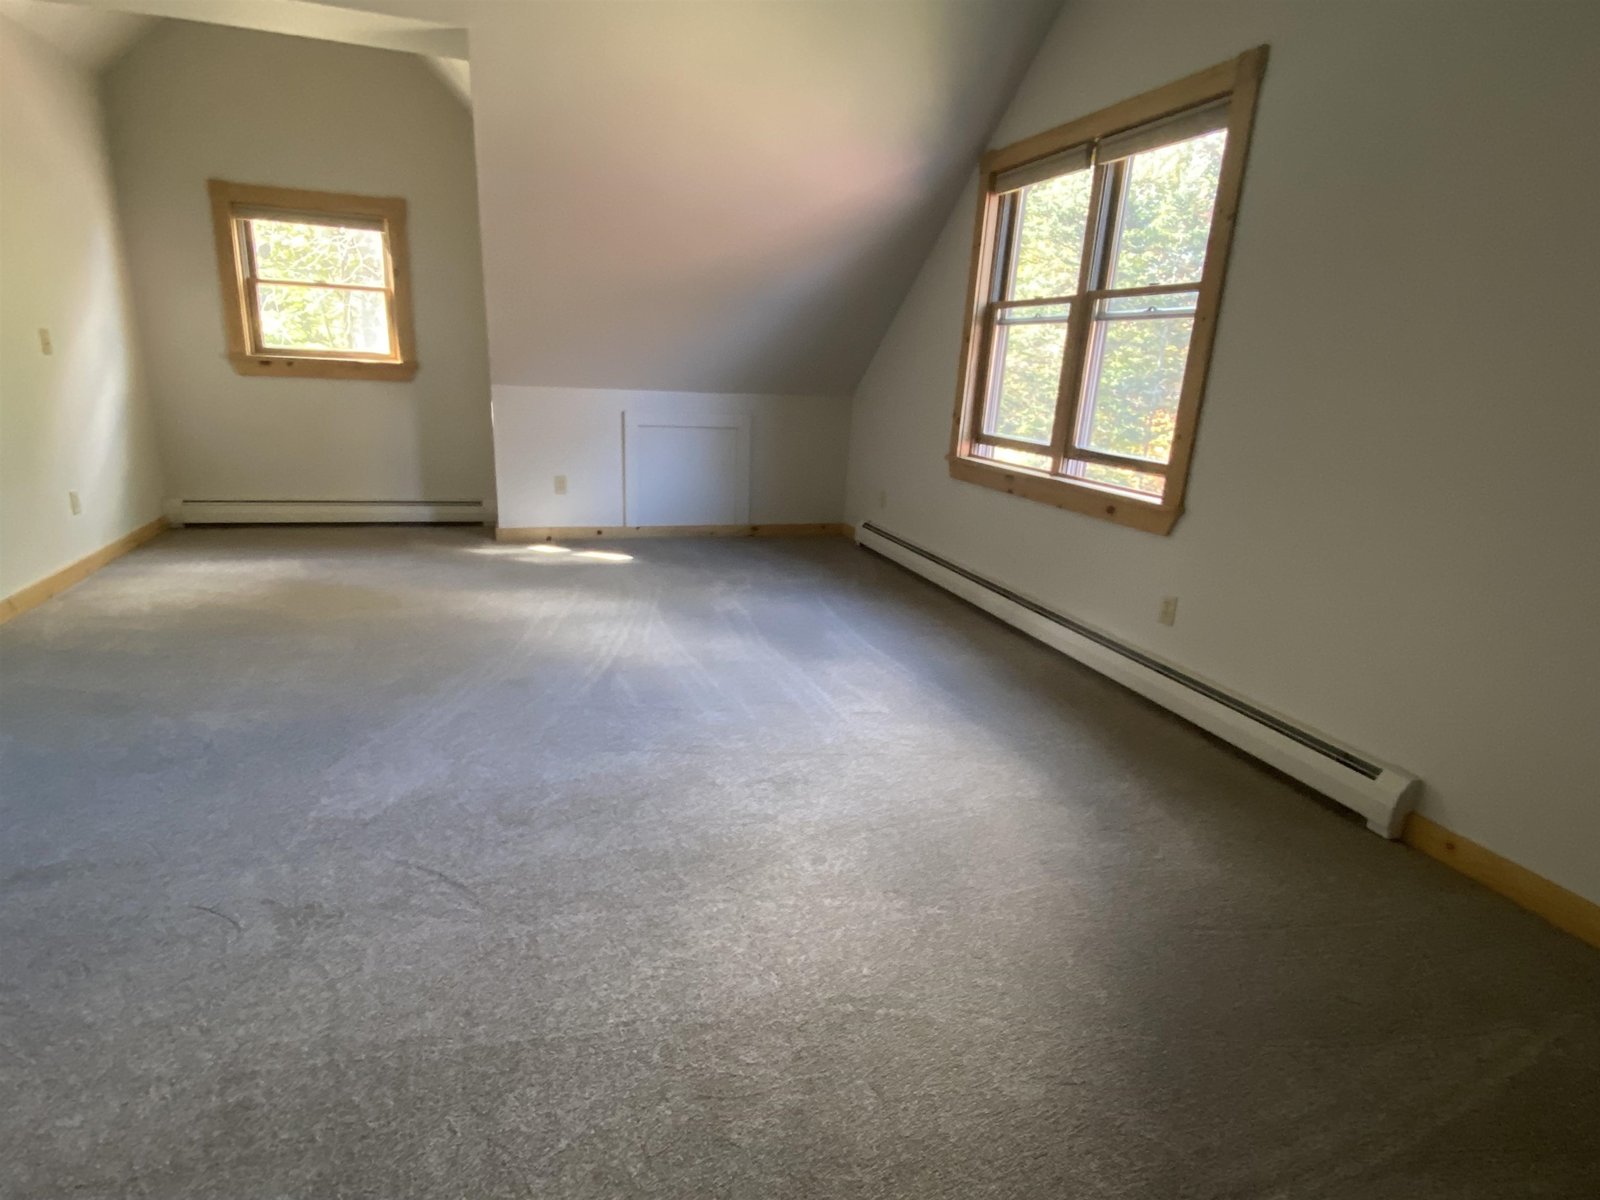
left=101, top=22, right=494, bottom=507
left=846, top=0, right=1600, bottom=900
left=0, top=14, right=164, bottom=598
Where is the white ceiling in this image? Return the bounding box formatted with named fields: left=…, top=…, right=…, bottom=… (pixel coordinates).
left=4, top=0, right=471, bottom=97
left=459, top=0, right=1065, bottom=393
left=25, top=0, right=464, bottom=57
left=0, top=0, right=152, bottom=70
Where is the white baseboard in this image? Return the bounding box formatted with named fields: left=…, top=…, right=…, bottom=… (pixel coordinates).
left=857, top=522, right=1420, bottom=838
left=173, top=500, right=490, bottom=525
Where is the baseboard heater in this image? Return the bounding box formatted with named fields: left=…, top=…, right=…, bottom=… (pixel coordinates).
left=856, top=522, right=1419, bottom=838
left=172, top=500, right=490, bottom=525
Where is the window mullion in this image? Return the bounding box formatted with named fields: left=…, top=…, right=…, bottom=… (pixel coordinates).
left=1048, top=163, right=1118, bottom=474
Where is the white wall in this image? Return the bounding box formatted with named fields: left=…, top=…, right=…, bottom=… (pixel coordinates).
left=101, top=22, right=494, bottom=507
left=0, top=14, right=164, bottom=598
left=846, top=0, right=1600, bottom=900
left=493, top=388, right=850, bottom=531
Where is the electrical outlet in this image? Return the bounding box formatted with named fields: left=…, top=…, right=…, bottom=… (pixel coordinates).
left=1158, top=596, right=1179, bottom=626
left=68, top=490, right=82, bottom=516
left=38, top=328, right=53, bottom=356
left=553, top=474, right=568, bottom=495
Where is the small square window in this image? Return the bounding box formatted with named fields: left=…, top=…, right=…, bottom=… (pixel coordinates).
left=208, top=180, right=418, bottom=381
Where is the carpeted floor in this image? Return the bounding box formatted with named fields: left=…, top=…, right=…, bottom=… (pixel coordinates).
left=1, top=526, right=1596, bottom=1199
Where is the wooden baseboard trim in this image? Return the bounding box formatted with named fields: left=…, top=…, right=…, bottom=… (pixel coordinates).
left=1403, top=813, right=1599, bottom=950
left=0, top=516, right=168, bottom=626
left=495, top=523, right=852, bottom=543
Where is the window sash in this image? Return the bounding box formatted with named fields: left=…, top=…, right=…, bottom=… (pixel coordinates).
left=971, top=125, right=1223, bottom=500
left=233, top=215, right=399, bottom=361
left=232, top=206, right=386, bottom=233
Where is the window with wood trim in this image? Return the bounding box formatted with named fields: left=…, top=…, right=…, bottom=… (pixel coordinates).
left=208, top=180, right=418, bottom=381
left=949, top=48, right=1267, bottom=534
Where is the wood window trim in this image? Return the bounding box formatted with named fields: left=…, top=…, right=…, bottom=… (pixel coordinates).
left=947, top=46, right=1268, bottom=535
left=207, top=180, right=419, bottom=381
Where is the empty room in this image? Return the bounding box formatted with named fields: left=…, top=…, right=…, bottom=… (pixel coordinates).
left=2, top=0, right=1597, bottom=1195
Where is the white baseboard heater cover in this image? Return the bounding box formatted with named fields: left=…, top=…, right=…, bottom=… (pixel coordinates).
left=856, top=522, right=1419, bottom=838
left=172, top=500, right=490, bottom=525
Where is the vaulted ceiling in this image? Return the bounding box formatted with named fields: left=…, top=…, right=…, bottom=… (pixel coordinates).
left=12, top=0, right=1064, bottom=395
left=462, top=0, right=1062, bottom=394
left=0, top=0, right=153, bottom=69
left=0, top=0, right=471, bottom=97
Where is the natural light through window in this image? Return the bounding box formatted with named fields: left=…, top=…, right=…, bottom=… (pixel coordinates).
left=465, top=543, right=635, bottom=564
left=249, top=218, right=392, bottom=355
left=208, top=180, right=417, bottom=381
left=979, top=127, right=1225, bottom=501
left=950, top=49, right=1266, bottom=534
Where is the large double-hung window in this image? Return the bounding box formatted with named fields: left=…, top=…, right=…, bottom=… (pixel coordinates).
left=950, top=49, right=1267, bottom=533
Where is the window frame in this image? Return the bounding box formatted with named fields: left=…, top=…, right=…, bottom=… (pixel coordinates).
left=207, top=179, right=418, bottom=381
left=948, top=47, right=1268, bottom=535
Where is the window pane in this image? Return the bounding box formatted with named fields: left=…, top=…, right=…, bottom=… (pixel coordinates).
left=975, top=444, right=1051, bottom=472
left=256, top=284, right=391, bottom=354
left=249, top=219, right=386, bottom=287
left=1079, top=312, right=1193, bottom=464
left=1067, top=460, right=1165, bottom=499
left=1108, top=129, right=1225, bottom=289
left=1009, top=169, right=1092, bottom=300
left=985, top=318, right=1067, bottom=444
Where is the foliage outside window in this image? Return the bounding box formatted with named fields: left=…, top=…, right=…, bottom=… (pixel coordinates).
left=949, top=49, right=1268, bottom=534
left=208, top=180, right=417, bottom=381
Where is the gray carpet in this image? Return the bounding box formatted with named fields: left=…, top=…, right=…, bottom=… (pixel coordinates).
left=1, top=526, right=1596, bottom=1199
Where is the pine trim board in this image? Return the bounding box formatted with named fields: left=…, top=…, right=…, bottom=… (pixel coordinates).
left=0, top=517, right=168, bottom=625
left=1403, top=814, right=1599, bottom=950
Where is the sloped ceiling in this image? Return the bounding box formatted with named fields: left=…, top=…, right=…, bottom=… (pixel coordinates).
left=460, top=0, right=1063, bottom=394
left=19, top=0, right=1063, bottom=395
left=14, top=0, right=470, bottom=96
left=0, top=0, right=152, bottom=69
left=29, top=0, right=464, bottom=57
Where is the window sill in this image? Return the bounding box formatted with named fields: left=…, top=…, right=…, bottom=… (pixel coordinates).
left=227, top=353, right=418, bottom=382
left=948, top=454, right=1180, bottom=535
